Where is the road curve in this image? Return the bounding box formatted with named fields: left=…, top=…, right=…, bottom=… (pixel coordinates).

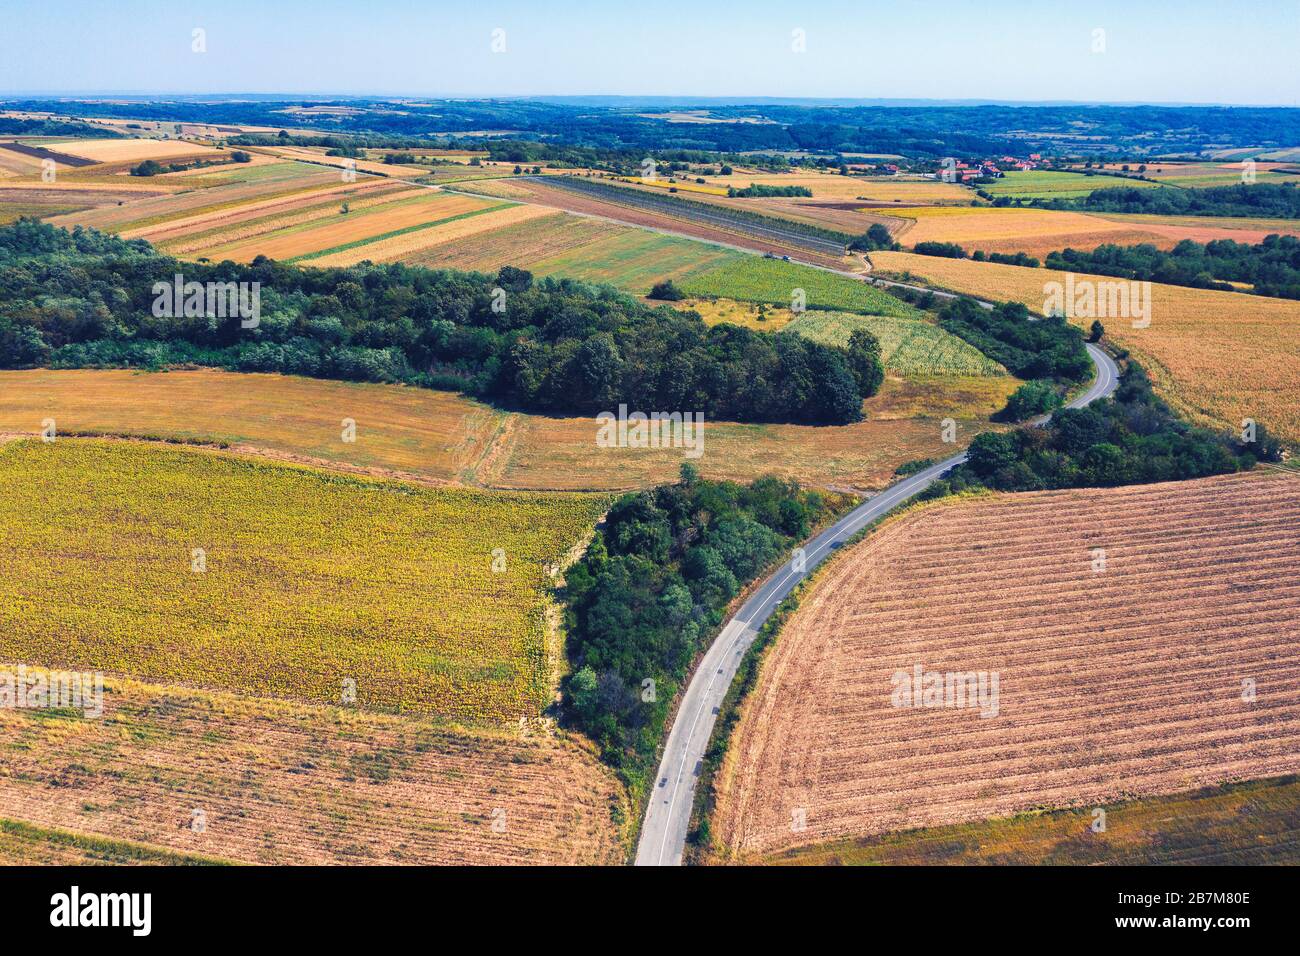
left=635, top=341, right=1119, bottom=866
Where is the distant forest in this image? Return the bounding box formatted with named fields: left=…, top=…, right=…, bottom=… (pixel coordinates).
left=7, top=98, right=1300, bottom=159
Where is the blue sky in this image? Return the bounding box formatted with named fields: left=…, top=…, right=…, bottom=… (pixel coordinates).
left=2, top=0, right=1297, bottom=105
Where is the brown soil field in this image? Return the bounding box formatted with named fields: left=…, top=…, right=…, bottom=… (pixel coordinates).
left=871, top=251, right=1300, bottom=446
left=0, top=672, right=625, bottom=865
left=714, top=472, right=1300, bottom=858
left=0, top=368, right=994, bottom=492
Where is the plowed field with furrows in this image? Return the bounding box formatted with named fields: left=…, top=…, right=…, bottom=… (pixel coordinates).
left=714, top=472, right=1300, bottom=858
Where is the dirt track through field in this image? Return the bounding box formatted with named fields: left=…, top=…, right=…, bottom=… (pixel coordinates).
left=715, top=472, right=1300, bottom=857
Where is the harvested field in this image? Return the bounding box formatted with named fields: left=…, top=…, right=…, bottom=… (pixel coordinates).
left=871, top=251, right=1300, bottom=445
left=0, top=368, right=501, bottom=482
left=0, top=672, right=625, bottom=865
left=714, top=472, right=1300, bottom=859
left=0, top=440, right=607, bottom=719
left=0, top=368, right=1002, bottom=493
left=1101, top=161, right=1300, bottom=189
left=52, top=138, right=223, bottom=164
left=0, top=141, right=97, bottom=168
left=887, top=205, right=1174, bottom=257
left=479, top=406, right=991, bottom=492
left=0, top=185, right=161, bottom=223
left=765, top=775, right=1300, bottom=865
left=689, top=172, right=971, bottom=204
left=1091, top=211, right=1300, bottom=245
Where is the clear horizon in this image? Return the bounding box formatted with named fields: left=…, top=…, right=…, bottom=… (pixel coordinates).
left=2, top=0, right=1297, bottom=106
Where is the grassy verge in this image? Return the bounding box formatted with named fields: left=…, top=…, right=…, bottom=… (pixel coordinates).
left=763, top=775, right=1300, bottom=865
left=0, top=818, right=234, bottom=865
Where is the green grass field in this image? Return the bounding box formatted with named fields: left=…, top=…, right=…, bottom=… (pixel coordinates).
left=783, top=310, right=1006, bottom=376
left=529, top=229, right=743, bottom=292
left=764, top=776, right=1300, bottom=865
left=0, top=439, right=607, bottom=721
left=984, top=170, right=1163, bottom=200
left=682, top=256, right=919, bottom=318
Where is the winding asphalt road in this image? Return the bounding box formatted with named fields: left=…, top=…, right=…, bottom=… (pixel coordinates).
left=634, top=341, right=1119, bottom=866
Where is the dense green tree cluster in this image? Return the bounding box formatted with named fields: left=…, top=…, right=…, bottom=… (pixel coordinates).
left=726, top=183, right=812, bottom=198
left=912, top=241, right=968, bottom=258
left=938, top=297, right=1091, bottom=382
left=924, top=364, right=1268, bottom=498
left=0, top=220, right=880, bottom=425
left=848, top=223, right=897, bottom=252
left=1038, top=183, right=1300, bottom=219
left=562, top=467, right=836, bottom=784
left=1045, top=235, right=1300, bottom=300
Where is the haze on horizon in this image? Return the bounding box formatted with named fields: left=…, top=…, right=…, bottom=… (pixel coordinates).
left=2, top=0, right=1298, bottom=107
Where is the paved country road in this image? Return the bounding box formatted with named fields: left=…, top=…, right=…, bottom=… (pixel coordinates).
left=635, top=341, right=1120, bottom=866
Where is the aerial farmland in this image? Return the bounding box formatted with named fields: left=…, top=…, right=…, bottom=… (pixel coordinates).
left=0, top=3, right=1297, bottom=934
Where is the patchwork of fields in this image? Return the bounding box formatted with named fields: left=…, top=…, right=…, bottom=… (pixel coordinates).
left=871, top=251, right=1300, bottom=446
left=715, top=473, right=1300, bottom=859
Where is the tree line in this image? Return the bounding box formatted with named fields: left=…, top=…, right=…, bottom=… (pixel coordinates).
left=0, top=220, right=882, bottom=426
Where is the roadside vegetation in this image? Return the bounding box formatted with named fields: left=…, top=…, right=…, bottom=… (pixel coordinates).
left=559, top=466, right=851, bottom=799
left=924, top=362, right=1274, bottom=498
left=763, top=776, right=1300, bottom=865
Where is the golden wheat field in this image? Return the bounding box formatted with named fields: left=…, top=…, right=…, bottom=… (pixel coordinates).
left=0, top=671, right=625, bottom=865
left=871, top=251, right=1300, bottom=445
left=715, top=472, right=1300, bottom=859
left=52, top=138, right=224, bottom=163
left=0, top=439, right=608, bottom=719
left=886, top=205, right=1174, bottom=256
